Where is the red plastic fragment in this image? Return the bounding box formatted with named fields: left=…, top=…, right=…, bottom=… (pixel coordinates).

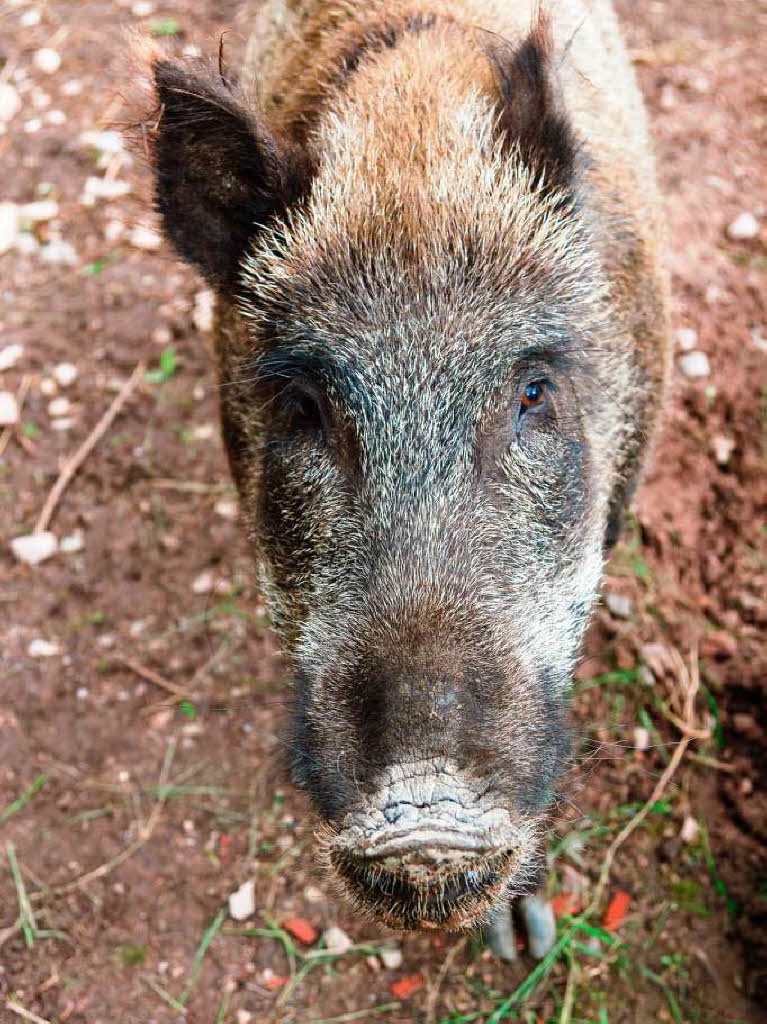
left=219, top=834, right=231, bottom=860
left=551, top=893, right=579, bottom=919
left=265, top=974, right=289, bottom=990
left=389, top=974, right=425, bottom=998
left=602, top=890, right=631, bottom=932
left=282, top=916, right=319, bottom=945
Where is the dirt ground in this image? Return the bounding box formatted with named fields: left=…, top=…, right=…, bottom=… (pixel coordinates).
left=1, top=1, right=765, bottom=1022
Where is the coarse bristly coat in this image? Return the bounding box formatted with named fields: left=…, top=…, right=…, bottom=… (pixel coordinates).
left=137, top=0, right=670, bottom=932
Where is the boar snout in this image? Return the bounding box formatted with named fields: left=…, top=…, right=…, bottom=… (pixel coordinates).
left=321, top=760, right=543, bottom=930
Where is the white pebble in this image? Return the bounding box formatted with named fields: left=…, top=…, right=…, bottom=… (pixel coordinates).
left=679, top=351, right=710, bottom=379
left=0, top=202, right=20, bottom=254
left=214, top=499, right=238, bottom=520
left=192, top=422, right=215, bottom=441
left=104, top=219, right=125, bottom=242
left=379, top=946, right=403, bottom=970
left=0, top=391, right=19, bottom=425
left=23, top=117, right=42, bottom=134
left=323, top=926, right=352, bottom=955
left=673, top=327, right=698, bottom=352
left=11, top=532, right=57, bottom=565
left=726, top=212, right=760, bottom=241
left=129, top=225, right=162, bottom=251
left=50, top=416, right=74, bottom=431
left=680, top=816, right=700, bottom=844
left=48, top=396, right=70, bottom=416
left=76, top=686, right=89, bottom=700
left=34, top=48, right=61, bottom=74
left=40, top=239, right=77, bottom=265
left=193, top=288, right=215, bottom=332
left=228, top=879, right=256, bottom=921
left=53, top=362, right=78, bottom=387
left=712, top=435, right=735, bottom=466
left=19, top=199, right=58, bottom=224
left=192, top=569, right=214, bottom=595
left=81, top=176, right=131, bottom=205
left=605, top=592, right=633, bottom=619
left=633, top=726, right=650, bottom=752
left=60, top=79, right=83, bottom=97
left=0, top=344, right=24, bottom=371
left=20, top=9, right=42, bottom=27
left=45, top=109, right=66, bottom=125
left=28, top=637, right=61, bottom=658
left=658, top=84, right=676, bottom=111
left=236, top=1011, right=253, bottom=1024
left=59, top=531, right=84, bottom=554
left=79, top=129, right=124, bottom=154
left=40, top=376, right=57, bottom=396
left=131, top=1, right=155, bottom=15
left=0, top=83, right=22, bottom=123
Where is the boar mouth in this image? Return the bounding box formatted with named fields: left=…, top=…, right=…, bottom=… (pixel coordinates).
left=317, top=760, right=543, bottom=931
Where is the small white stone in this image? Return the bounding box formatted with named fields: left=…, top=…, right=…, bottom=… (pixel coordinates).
left=129, top=225, right=162, bottom=251
left=53, top=362, right=78, bottom=387
left=24, top=117, right=42, bottom=133
left=0, top=391, right=19, bottom=425
left=214, top=498, right=238, bottom=521
left=31, top=88, right=51, bottom=110
left=151, top=325, right=172, bottom=346
left=192, top=288, right=215, bottom=332
left=379, top=946, right=403, bottom=970
left=303, top=884, right=324, bottom=903
left=131, top=1, right=155, bottom=15
left=712, top=435, right=735, bottom=466
left=673, top=327, right=698, bottom=351
left=228, top=879, right=256, bottom=921
left=15, top=232, right=38, bottom=254
left=40, top=239, right=77, bottom=265
left=680, top=816, right=700, bottom=844
left=50, top=416, right=74, bottom=431
left=182, top=44, right=202, bottom=58
left=19, top=198, right=59, bottom=223
left=40, top=376, right=57, bottom=396
left=751, top=324, right=767, bottom=354
left=679, top=350, right=710, bottom=379
left=28, top=637, right=61, bottom=658
left=76, top=686, right=89, bottom=700
left=605, top=592, right=633, bottom=619
left=192, top=422, right=215, bottom=441
left=47, top=396, right=70, bottom=417
left=104, top=218, right=125, bottom=242
left=0, top=202, right=20, bottom=254
left=236, top=1011, right=253, bottom=1024
left=633, top=726, right=650, bottom=752
left=45, top=108, right=66, bottom=125
left=323, top=926, right=353, bottom=955
left=688, top=74, right=709, bottom=94
left=0, top=83, right=22, bottom=123
left=192, top=569, right=215, bottom=595
left=20, top=8, right=42, bottom=27
left=0, top=344, right=24, bottom=371
left=59, top=531, right=84, bottom=554
left=11, top=532, right=57, bottom=565
left=81, top=176, right=131, bottom=205
left=79, top=129, right=124, bottom=154
left=34, top=48, right=61, bottom=74
left=61, top=79, right=83, bottom=97
left=727, top=212, right=760, bottom=241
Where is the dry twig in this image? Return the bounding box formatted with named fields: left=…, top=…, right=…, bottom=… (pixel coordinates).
left=34, top=362, right=144, bottom=534
left=587, top=648, right=709, bottom=914
left=5, top=1000, right=54, bottom=1024
left=115, top=655, right=197, bottom=702
left=0, top=374, right=32, bottom=458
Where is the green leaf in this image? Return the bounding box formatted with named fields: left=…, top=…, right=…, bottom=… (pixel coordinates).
left=180, top=700, right=196, bottom=720
left=149, top=18, right=181, bottom=36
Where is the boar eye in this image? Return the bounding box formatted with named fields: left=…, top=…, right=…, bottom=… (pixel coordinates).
left=519, top=381, right=547, bottom=416
left=283, top=383, right=327, bottom=438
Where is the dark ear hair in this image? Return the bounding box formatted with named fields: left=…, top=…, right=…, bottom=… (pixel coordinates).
left=150, top=60, right=311, bottom=290
left=488, top=15, right=579, bottom=193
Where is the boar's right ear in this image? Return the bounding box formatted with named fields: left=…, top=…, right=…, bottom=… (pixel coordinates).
left=150, top=61, right=311, bottom=291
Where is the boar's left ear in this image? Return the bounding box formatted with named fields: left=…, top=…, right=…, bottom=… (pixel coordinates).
left=489, top=15, right=579, bottom=194
left=150, top=61, right=311, bottom=291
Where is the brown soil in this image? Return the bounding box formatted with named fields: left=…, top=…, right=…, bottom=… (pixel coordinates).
left=1, top=2, right=764, bottom=1023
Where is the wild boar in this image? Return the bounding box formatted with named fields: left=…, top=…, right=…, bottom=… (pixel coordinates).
left=138, top=0, right=669, bottom=957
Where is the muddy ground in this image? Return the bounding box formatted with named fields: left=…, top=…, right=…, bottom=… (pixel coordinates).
left=1, top=1, right=765, bottom=1022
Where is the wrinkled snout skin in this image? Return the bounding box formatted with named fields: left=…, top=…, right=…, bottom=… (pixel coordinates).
left=144, top=0, right=670, bottom=932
